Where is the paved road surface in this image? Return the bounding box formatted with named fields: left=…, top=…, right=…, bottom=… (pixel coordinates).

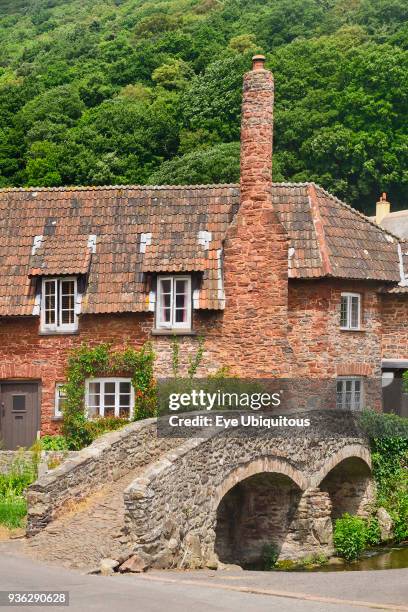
left=0, top=544, right=407, bottom=612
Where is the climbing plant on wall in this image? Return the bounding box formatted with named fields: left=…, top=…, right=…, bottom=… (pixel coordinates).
left=61, top=342, right=157, bottom=450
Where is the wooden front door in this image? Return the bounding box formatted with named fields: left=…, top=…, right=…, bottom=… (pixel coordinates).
left=0, top=382, right=40, bottom=449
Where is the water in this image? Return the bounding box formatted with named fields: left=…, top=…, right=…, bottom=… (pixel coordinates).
left=303, top=544, right=408, bottom=572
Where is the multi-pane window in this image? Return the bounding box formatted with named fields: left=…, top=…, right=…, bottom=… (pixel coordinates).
left=336, top=378, right=363, bottom=411
left=55, top=383, right=67, bottom=418
left=41, top=277, right=77, bottom=332
left=340, top=293, right=361, bottom=330
left=156, top=276, right=191, bottom=329
left=85, top=379, right=134, bottom=419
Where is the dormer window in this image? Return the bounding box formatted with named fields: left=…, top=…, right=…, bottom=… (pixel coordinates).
left=156, top=275, right=192, bottom=330
left=40, top=277, right=78, bottom=333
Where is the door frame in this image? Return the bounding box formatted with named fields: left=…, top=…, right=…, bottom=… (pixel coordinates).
left=0, top=380, right=41, bottom=449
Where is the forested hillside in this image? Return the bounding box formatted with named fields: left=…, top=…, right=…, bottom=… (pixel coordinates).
left=0, top=0, right=407, bottom=213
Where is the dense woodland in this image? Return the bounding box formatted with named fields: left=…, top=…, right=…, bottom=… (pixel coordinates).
left=0, top=0, right=407, bottom=213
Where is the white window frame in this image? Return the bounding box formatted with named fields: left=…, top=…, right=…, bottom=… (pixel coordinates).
left=85, top=378, right=134, bottom=419
left=40, top=277, right=78, bottom=333
left=340, top=292, right=361, bottom=331
left=156, top=275, right=192, bottom=330
left=336, top=377, right=364, bottom=411
left=54, top=383, right=66, bottom=418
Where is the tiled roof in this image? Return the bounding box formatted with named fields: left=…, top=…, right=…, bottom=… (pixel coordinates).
left=0, top=182, right=402, bottom=317
left=274, top=183, right=400, bottom=282
left=29, top=234, right=92, bottom=277
left=380, top=286, right=408, bottom=294
left=311, top=185, right=400, bottom=281
left=0, top=185, right=238, bottom=316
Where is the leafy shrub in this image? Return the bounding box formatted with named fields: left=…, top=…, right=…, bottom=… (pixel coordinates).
left=85, top=416, right=129, bottom=439
left=333, top=514, right=367, bottom=561
left=262, top=543, right=279, bottom=570
left=365, top=517, right=381, bottom=546
left=40, top=435, right=69, bottom=451
left=387, top=480, right=408, bottom=542
left=359, top=410, right=408, bottom=543
left=304, top=553, right=328, bottom=566
left=0, top=454, right=36, bottom=498
left=62, top=342, right=157, bottom=449
left=0, top=451, right=37, bottom=528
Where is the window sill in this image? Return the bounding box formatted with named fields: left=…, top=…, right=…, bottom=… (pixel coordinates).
left=51, top=416, right=63, bottom=422
left=151, top=329, right=197, bottom=336
left=39, top=330, right=79, bottom=336
left=340, top=328, right=365, bottom=333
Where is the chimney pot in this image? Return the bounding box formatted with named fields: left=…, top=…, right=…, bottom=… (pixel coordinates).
left=376, top=192, right=391, bottom=225
left=252, top=55, right=266, bottom=71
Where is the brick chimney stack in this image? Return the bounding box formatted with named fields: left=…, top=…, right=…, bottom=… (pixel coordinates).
left=240, top=55, right=274, bottom=206
left=376, top=192, right=391, bottom=225
left=221, top=56, right=290, bottom=377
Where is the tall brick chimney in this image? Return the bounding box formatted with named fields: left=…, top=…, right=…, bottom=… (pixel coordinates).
left=240, top=55, right=274, bottom=205
left=220, top=56, right=290, bottom=377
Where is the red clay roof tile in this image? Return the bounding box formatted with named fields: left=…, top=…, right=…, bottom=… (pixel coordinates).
left=0, top=182, right=401, bottom=317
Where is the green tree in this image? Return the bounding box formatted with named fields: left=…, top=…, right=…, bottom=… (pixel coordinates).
left=0, top=0, right=407, bottom=210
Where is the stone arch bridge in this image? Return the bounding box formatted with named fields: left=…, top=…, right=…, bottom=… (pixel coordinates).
left=124, top=412, right=373, bottom=569
left=26, top=413, right=373, bottom=570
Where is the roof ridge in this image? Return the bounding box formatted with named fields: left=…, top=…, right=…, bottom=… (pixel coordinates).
left=314, top=183, right=402, bottom=243
left=0, top=181, right=316, bottom=194
left=0, top=183, right=240, bottom=193
left=308, top=184, right=332, bottom=276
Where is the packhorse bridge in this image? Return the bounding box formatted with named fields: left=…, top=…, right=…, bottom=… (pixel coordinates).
left=26, top=412, right=373, bottom=570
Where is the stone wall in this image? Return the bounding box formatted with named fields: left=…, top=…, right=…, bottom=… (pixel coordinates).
left=0, top=274, right=389, bottom=440
left=288, top=279, right=383, bottom=379
left=381, top=294, right=408, bottom=359
left=0, top=451, right=33, bottom=474
left=26, top=419, right=180, bottom=535
left=124, top=412, right=372, bottom=568
left=288, top=279, right=383, bottom=411
left=279, top=488, right=333, bottom=560
left=319, top=456, right=374, bottom=519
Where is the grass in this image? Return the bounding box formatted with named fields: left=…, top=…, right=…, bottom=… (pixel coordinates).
left=0, top=491, right=27, bottom=529
left=0, top=448, right=38, bottom=531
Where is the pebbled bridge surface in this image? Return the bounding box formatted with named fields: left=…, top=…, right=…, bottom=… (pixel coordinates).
left=25, top=470, right=139, bottom=570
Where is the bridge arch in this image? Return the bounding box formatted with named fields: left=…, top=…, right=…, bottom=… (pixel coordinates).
left=313, top=445, right=373, bottom=519
left=213, top=458, right=307, bottom=567
left=213, top=456, right=308, bottom=509
left=311, top=445, right=372, bottom=488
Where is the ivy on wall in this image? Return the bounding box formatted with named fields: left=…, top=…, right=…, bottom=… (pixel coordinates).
left=61, top=342, right=157, bottom=450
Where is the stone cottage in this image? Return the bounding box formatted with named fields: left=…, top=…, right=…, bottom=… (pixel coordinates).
left=0, top=55, right=407, bottom=449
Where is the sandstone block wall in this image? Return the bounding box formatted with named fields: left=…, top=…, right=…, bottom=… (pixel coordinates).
left=0, top=273, right=390, bottom=439
left=381, top=294, right=408, bottom=359
left=0, top=313, right=150, bottom=435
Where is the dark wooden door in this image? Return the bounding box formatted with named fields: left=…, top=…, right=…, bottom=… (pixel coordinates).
left=0, top=382, right=40, bottom=449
